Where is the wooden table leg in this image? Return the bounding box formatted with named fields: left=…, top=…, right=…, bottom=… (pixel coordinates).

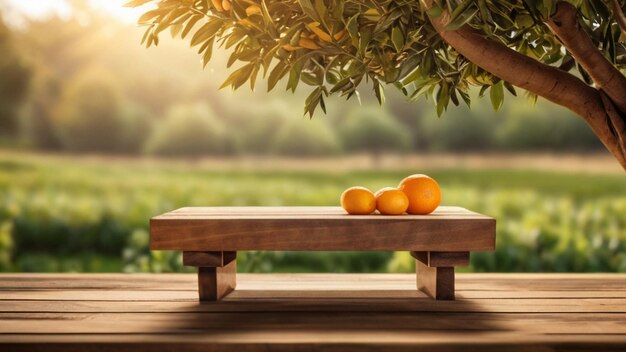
left=416, top=261, right=455, bottom=300
left=410, top=251, right=469, bottom=300
left=197, top=260, right=236, bottom=301
left=183, top=251, right=237, bottom=302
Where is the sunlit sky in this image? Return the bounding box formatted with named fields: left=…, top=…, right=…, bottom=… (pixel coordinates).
left=2, top=0, right=146, bottom=25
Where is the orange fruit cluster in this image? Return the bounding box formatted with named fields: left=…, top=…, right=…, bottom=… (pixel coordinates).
left=340, top=174, right=441, bottom=216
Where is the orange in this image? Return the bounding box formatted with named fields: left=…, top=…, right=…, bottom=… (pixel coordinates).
left=298, top=37, right=321, bottom=49
left=375, top=187, right=409, bottom=215
left=211, top=0, right=224, bottom=11
left=398, top=174, right=441, bottom=215
left=245, top=5, right=261, bottom=16
left=340, top=186, right=376, bottom=215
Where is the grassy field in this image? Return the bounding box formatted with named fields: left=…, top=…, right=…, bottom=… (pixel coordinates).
left=0, top=151, right=625, bottom=273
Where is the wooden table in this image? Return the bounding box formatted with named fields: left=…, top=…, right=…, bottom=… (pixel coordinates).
left=1, top=273, right=626, bottom=351
left=150, top=206, right=496, bottom=300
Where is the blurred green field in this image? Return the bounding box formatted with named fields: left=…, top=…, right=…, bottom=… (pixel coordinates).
left=0, top=152, right=625, bottom=273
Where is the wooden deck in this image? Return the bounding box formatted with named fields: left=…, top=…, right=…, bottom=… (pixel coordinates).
left=1, top=273, right=626, bottom=351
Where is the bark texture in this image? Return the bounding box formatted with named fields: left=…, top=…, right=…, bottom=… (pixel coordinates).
left=546, top=2, right=626, bottom=114
left=421, top=0, right=626, bottom=170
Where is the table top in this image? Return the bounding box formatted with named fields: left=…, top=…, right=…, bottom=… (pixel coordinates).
left=150, top=206, right=496, bottom=251
left=1, top=273, right=625, bottom=351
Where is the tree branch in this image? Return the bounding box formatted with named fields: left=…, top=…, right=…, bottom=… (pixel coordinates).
left=420, top=0, right=600, bottom=122
left=546, top=1, right=626, bottom=114
left=420, top=0, right=626, bottom=170
left=600, top=92, right=626, bottom=163
left=611, top=0, right=626, bottom=38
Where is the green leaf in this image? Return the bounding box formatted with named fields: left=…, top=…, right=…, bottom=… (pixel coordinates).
left=140, top=27, right=151, bottom=46
left=490, top=81, right=504, bottom=111
left=399, top=58, right=421, bottom=85
left=536, top=0, right=553, bottom=18
left=202, top=37, right=215, bottom=68
left=409, top=78, right=435, bottom=101
left=261, top=45, right=279, bottom=75
left=287, top=59, right=304, bottom=92
left=525, top=90, right=538, bottom=105
left=181, top=15, right=202, bottom=39
left=260, top=0, right=275, bottom=28
left=330, top=76, right=353, bottom=94
left=267, top=61, right=289, bottom=92
left=170, top=23, right=183, bottom=39
left=391, top=27, right=404, bottom=52
left=314, top=0, right=328, bottom=29
left=190, top=20, right=223, bottom=47
left=304, top=87, right=323, bottom=117
left=224, top=28, right=246, bottom=49
left=138, top=9, right=163, bottom=24
left=477, top=0, right=493, bottom=24
left=331, top=1, right=344, bottom=21
left=479, top=84, right=489, bottom=97
left=426, top=4, right=443, bottom=17
left=435, top=81, right=449, bottom=117
left=345, top=13, right=359, bottom=45
left=155, top=8, right=189, bottom=34
left=357, top=29, right=372, bottom=57
left=450, top=88, right=459, bottom=106
left=374, top=10, right=403, bottom=34
left=249, top=63, right=260, bottom=91
left=319, top=92, right=327, bottom=114
left=457, top=88, right=471, bottom=107
left=298, top=0, right=320, bottom=22
left=373, top=80, right=385, bottom=105
left=220, top=63, right=255, bottom=90
left=445, top=7, right=478, bottom=31
left=289, top=30, right=302, bottom=46
left=515, top=14, right=534, bottom=29
left=503, top=81, right=517, bottom=96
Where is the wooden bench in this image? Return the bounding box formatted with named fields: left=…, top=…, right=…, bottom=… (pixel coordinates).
left=150, top=206, right=496, bottom=300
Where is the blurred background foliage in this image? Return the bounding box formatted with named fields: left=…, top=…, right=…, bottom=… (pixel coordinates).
left=0, top=1, right=623, bottom=273
left=1, top=152, right=625, bottom=273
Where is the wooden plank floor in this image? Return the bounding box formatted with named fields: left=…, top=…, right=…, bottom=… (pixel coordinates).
left=1, top=273, right=626, bottom=351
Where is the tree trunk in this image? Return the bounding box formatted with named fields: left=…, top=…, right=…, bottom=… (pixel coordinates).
left=421, top=0, right=626, bottom=171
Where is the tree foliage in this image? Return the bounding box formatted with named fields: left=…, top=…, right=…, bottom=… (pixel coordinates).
left=339, top=106, right=412, bottom=153
left=145, top=103, right=231, bottom=156
left=55, top=74, right=128, bottom=153
left=0, top=17, right=31, bottom=135
left=126, top=0, right=626, bottom=117
left=272, top=117, right=341, bottom=156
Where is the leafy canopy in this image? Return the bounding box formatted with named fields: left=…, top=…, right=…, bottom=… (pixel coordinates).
left=126, top=0, right=626, bottom=117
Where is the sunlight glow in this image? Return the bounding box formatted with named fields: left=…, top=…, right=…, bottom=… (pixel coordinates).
left=88, top=0, right=149, bottom=23
left=2, top=0, right=73, bottom=26
left=2, top=0, right=148, bottom=25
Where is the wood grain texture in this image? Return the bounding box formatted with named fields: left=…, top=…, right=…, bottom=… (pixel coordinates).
left=411, top=252, right=470, bottom=267
left=150, top=206, right=496, bottom=251
left=197, top=260, right=236, bottom=301
left=5, top=298, right=626, bottom=313
left=183, top=251, right=236, bottom=267
left=1, top=273, right=626, bottom=351
left=416, top=261, right=455, bottom=300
